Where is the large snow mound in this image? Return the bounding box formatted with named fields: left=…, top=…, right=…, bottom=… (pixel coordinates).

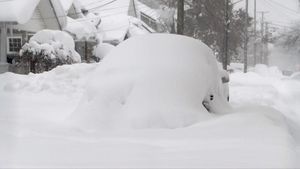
left=0, top=63, right=298, bottom=168
left=70, top=34, right=230, bottom=130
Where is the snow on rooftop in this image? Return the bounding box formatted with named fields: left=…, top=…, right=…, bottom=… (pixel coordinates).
left=135, top=0, right=160, bottom=20
left=98, top=14, right=130, bottom=44
left=64, top=15, right=98, bottom=40
left=79, top=0, right=132, bottom=17
left=0, top=0, right=40, bottom=24
left=59, top=0, right=74, bottom=12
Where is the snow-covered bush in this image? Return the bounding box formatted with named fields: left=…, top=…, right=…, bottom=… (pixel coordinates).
left=17, top=30, right=81, bottom=73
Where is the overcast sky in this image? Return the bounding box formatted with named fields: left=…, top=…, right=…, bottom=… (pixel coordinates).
left=234, top=0, right=300, bottom=31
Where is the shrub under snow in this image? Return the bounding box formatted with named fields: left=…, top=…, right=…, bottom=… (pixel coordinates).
left=18, top=30, right=81, bottom=73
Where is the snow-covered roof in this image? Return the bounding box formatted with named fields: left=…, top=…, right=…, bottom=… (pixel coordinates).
left=0, top=0, right=40, bottom=24
left=79, top=0, right=133, bottom=17
left=64, top=15, right=99, bottom=40
left=77, top=0, right=153, bottom=44
left=0, top=0, right=68, bottom=31
left=59, top=0, right=74, bottom=12
left=135, top=0, right=160, bottom=21
left=98, top=14, right=130, bottom=45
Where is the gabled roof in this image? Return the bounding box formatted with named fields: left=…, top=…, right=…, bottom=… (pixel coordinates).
left=0, top=0, right=67, bottom=30
left=0, top=0, right=40, bottom=24
left=59, top=0, right=74, bottom=12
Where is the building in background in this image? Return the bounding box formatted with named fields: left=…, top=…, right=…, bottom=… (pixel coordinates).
left=0, top=0, right=67, bottom=73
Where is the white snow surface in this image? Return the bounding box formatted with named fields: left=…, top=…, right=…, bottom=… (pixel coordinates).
left=0, top=43, right=299, bottom=167
left=79, top=0, right=150, bottom=44
left=70, top=34, right=230, bottom=130
left=79, top=0, right=131, bottom=17
left=0, top=0, right=40, bottom=24
left=59, top=0, right=74, bottom=12
left=65, top=17, right=98, bottom=40
left=23, top=30, right=81, bottom=63
left=93, top=43, right=115, bottom=60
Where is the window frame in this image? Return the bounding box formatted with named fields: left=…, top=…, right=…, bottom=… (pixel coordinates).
left=7, top=36, right=22, bottom=54
left=140, top=12, right=157, bottom=30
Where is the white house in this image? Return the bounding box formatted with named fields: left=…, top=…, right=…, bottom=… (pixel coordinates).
left=0, top=0, right=67, bottom=73
left=134, top=0, right=163, bottom=32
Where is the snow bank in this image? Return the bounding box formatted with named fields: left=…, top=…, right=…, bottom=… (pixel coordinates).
left=0, top=0, right=40, bottom=24
left=253, top=64, right=283, bottom=78
left=93, top=43, right=115, bottom=60
left=21, top=30, right=81, bottom=63
left=0, top=63, right=98, bottom=122
left=69, top=34, right=231, bottom=130
left=0, top=61, right=298, bottom=168
left=291, top=72, right=300, bottom=80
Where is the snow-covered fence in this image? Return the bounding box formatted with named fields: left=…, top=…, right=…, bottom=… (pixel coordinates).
left=75, top=40, right=98, bottom=63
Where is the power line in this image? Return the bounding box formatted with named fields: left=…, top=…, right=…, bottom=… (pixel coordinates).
left=261, top=0, right=297, bottom=19
left=266, top=0, right=300, bottom=15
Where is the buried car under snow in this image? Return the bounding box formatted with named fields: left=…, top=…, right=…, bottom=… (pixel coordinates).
left=70, top=34, right=231, bottom=129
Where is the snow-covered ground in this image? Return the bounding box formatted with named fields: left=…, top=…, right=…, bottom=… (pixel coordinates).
left=0, top=63, right=299, bottom=168
left=0, top=33, right=299, bottom=168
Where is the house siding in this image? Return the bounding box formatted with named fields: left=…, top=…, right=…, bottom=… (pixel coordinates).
left=14, top=8, right=46, bottom=32
left=6, top=29, right=34, bottom=64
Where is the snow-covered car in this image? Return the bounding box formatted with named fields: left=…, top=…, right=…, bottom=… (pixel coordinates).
left=291, top=72, right=300, bottom=80
left=70, top=34, right=231, bottom=129
left=220, top=69, right=230, bottom=101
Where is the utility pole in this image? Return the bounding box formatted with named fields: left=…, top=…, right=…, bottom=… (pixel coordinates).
left=253, top=0, right=257, bottom=65
left=264, top=22, right=269, bottom=65
left=244, top=0, right=249, bottom=73
left=223, top=0, right=230, bottom=70
left=258, top=11, right=268, bottom=64
left=177, top=0, right=184, bottom=35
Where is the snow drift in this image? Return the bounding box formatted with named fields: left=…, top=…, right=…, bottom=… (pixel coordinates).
left=69, top=34, right=231, bottom=130
left=0, top=62, right=298, bottom=168
left=93, top=43, right=115, bottom=60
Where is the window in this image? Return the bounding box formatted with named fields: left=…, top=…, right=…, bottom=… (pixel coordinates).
left=7, top=37, right=22, bottom=53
